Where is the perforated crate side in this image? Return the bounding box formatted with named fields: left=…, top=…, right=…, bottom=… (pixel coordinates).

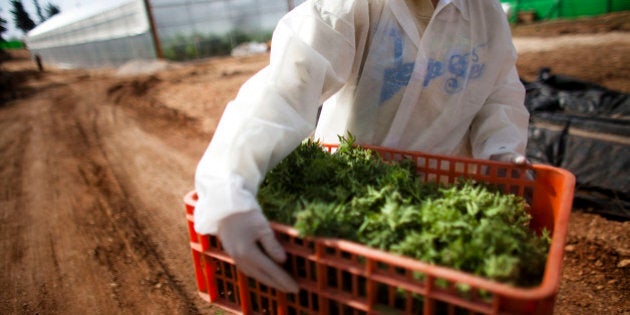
left=183, top=145, right=575, bottom=315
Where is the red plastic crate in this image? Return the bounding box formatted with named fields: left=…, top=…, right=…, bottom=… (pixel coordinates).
left=184, top=144, right=575, bottom=315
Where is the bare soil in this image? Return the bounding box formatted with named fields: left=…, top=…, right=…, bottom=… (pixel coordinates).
left=1, top=12, right=629, bottom=315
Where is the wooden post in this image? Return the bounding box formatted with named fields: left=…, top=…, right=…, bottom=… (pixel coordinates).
left=34, top=54, right=44, bottom=72
left=143, top=0, right=163, bottom=59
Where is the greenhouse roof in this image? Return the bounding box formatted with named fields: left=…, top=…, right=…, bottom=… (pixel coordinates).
left=27, top=0, right=134, bottom=37
left=26, top=0, right=150, bottom=50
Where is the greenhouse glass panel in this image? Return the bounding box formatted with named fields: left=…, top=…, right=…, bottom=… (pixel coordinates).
left=160, top=24, right=199, bottom=41
left=188, top=2, right=228, bottom=21
left=149, top=0, right=308, bottom=60
left=226, top=0, right=260, bottom=15
left=194, top=20, right=232, bottom=37
left=31, top=33, right=156, bottom=69
left=150, top=0, right=183, bottom=6
left=152, top=6, right=191, bottom=28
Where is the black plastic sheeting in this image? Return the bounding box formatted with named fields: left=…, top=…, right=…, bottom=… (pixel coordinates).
left=523, top=68, right=630, bottom=219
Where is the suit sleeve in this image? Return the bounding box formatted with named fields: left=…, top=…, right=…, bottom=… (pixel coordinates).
left=193, top=0, right=364, bottom=234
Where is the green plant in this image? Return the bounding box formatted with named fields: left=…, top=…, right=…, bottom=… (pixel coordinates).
left=258, top=135, right=550, bottom=286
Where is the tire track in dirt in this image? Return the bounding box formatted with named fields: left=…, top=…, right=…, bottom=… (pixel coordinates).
left=0, top=71, right=210, bottom=314
left=97, top=75, right=220, bottom=313
left=69, top=114, right=190, bottom=311
left=50, top=77, right=203, bottom=313
left=0, top=96, right=35, bottom=313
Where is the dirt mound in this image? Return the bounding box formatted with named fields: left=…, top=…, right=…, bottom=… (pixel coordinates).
left=0, top=69, right=41, bottom=103
left=511, top=11, right=630, bottom=37
left=515, top=34, right=630, bottom=93
left=108, top=75, right=161, bottom=97
left=115, top=59, right=179, bottom=77
left=557, top=212, right=630, bottom=314
left=106, top=75, right=202, bottom=135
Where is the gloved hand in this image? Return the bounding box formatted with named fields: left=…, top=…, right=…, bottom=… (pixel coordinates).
left=489, top=152, right=531, bottom=165
left=489, top=152, right=534, bottom=180
left=217, top=210, right=300, bottom=294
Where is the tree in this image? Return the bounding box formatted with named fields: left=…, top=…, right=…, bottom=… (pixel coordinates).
left=28, top=1, right=60, bottom=24
left=45, top=2, right=60, bottom=18
left=32, top=0, right=45, bottom=23
left=0, top=15, right=7, bottom=42
left=10, top=0, right=36, bottom=34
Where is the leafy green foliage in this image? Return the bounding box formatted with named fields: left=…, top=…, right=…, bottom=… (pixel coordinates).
left=258, top=135, right=550, bottom=286
left=162, top=30, right=273, bottom=61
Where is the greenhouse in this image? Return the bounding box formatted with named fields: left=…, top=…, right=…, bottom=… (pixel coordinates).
left=152, top=0, right=304, bottom=60
left=26, top=0, right=156, bottom=69
left=25, top=0, right=305, bottom=69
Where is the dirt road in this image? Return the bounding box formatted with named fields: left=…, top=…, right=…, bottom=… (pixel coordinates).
left=0, top=64, right=216, bottom=314
left=1, top=13, right=629, bottom=315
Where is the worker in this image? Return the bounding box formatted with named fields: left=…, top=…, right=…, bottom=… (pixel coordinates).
left=194, top=0, right=529, bottom=294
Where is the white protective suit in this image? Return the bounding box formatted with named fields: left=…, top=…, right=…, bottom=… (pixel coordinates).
left=194, top=0, right=528, bottom=235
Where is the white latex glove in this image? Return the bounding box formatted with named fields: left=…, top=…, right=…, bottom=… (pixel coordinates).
left=489, top=152, right=531, bottom=165
left=489, top=152, right=534, bottom=181
left=217, top=210, right=299, bottom=294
